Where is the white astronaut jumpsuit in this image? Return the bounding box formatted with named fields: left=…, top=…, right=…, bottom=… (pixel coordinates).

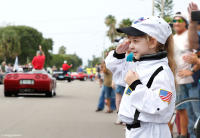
left=105, top=50, right=176, bottom=138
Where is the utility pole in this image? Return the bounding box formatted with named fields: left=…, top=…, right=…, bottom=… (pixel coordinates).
left=161, top=0, right=164, bottom=17
left=152, top=0, right=155, bottom=16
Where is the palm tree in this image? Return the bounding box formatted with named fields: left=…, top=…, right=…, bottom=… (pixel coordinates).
left=155, top=0, right=174, bottom=18
left=118, top=18, right=133, bottom=37
left=105, top=15, right=117, bottom=43
left=58, top=45, right=66, bottom=55
left=119, top=18, right=133, bottom=28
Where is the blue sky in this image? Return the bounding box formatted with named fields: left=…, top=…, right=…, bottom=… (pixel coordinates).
left=0, top=0, right=199, bottom=66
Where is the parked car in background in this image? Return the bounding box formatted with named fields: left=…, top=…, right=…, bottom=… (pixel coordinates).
left=52, top=70, right=71, bottom=82
left=4, top=70, right=56, bottom=97
left=70, top=72, right=88, bottom=81
left=88, top=73, right=95, bottom=81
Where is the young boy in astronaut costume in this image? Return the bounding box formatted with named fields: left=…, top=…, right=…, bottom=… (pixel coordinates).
left=105, top=16, right=176, bottom=138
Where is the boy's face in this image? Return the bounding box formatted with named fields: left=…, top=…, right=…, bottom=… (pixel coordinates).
left=128, top=36, right=151, bottom=60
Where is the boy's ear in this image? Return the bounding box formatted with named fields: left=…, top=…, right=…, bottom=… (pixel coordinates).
left=148, top=37, right=158, bottom=49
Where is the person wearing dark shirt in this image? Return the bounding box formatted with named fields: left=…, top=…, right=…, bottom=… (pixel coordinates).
left=32, top=45, right=45, bottom=70
left=62, top=61, right=72, bottom=75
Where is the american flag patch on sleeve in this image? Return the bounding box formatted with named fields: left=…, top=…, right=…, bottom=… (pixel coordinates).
left=159, top=89, right=172, bottom=103
left=125, top=87, right=133, bottom=95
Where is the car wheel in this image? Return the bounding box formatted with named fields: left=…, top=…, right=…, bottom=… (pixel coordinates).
left=53, top=86, right=56, bottom=96
left=4, top=91, right=11, bottom=97
left=53, top=91, right=56, bottom=96
left=46, top=92, right=52, bottom=97
left=46, top=88, right=54, bottom=97
left=83, top=77, right=87, bottom=81
left=14, top=92, right=18, bottom=97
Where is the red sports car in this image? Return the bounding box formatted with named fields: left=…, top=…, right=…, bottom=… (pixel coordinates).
left=88, top=74, right=95, bottom=81
left=70, top=72, right=88, bottom=81
left=4, top=71, right=56, bottom=97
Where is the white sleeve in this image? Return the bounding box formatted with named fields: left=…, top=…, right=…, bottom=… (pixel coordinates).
left=128, top=71, right=175, bottom=115
left=105, top=50, right=128, bottom=87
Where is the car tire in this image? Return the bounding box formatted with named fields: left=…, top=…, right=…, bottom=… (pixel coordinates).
left=14, top=92, right=18, bottom=97
left=46, top=91, right=53, bottom=97
left=46, top=88, right=55, bottom=97
left=67, top=78, right=71, bottom=82
left=53, top=86, right=56, bottom=96
left=83, top=77, right=87, bottom=81
left=4, top=91, right=11, bottom=97
left=53, top=91, right=56, bottom=96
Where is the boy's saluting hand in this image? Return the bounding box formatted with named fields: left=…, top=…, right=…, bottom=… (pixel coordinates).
left=116, top=39, right=131, bottom=54
left=125, top=70, right=139, bottom=86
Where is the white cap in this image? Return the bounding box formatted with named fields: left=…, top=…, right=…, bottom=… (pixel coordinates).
left=173, top=12, right=188, bottom=22
left=64, top=60, right=67, bottom=63
left=117, top=16, right=172, bottom=44
left=173, top=12, right=188, bottom=25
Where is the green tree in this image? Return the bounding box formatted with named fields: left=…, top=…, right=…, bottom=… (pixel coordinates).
left=155, top=0, right=174, bottom=18
left=0, top=26, right=53, bottom=66
left=65, top=54, right=82, bottom=71
left=105, top=15, right=118, bottom=43
left=41, top=38, right=53, bottom=66
left=118, top=18, right=133, bottom=37
left=10, top=26, right=43, bottom=64
left=50, top=54, right=65, bottom=69
left=119, top=18, right=132, bottom=28
left=50, top=53, right=82, bottom=72
left=87, top=55, right=102, bottom=67
left=58, top=46, right=66, bottom=55
left=0, top=27, right=21, bottom=63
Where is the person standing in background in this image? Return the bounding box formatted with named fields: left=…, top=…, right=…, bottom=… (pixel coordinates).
left=77, top=65, right=83, bottom=73
left=95, top=61, right=116, bottom=112
left=172, top=3, right=200, bottom=138
left=62, top=60, right=72, bottom=75
left=1, top=61, right=6, bottom=73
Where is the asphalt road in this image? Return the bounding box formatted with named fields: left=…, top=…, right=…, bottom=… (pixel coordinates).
left=0, top=80, right=124, bottom=138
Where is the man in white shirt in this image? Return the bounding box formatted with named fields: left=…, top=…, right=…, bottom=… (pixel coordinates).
left=173, top=4, right=199, bottom=138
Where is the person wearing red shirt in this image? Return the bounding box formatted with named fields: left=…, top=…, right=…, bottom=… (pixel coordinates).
left=32, top=45, right=45, bottom=70
left=62, top=61, right=72, bottom=75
